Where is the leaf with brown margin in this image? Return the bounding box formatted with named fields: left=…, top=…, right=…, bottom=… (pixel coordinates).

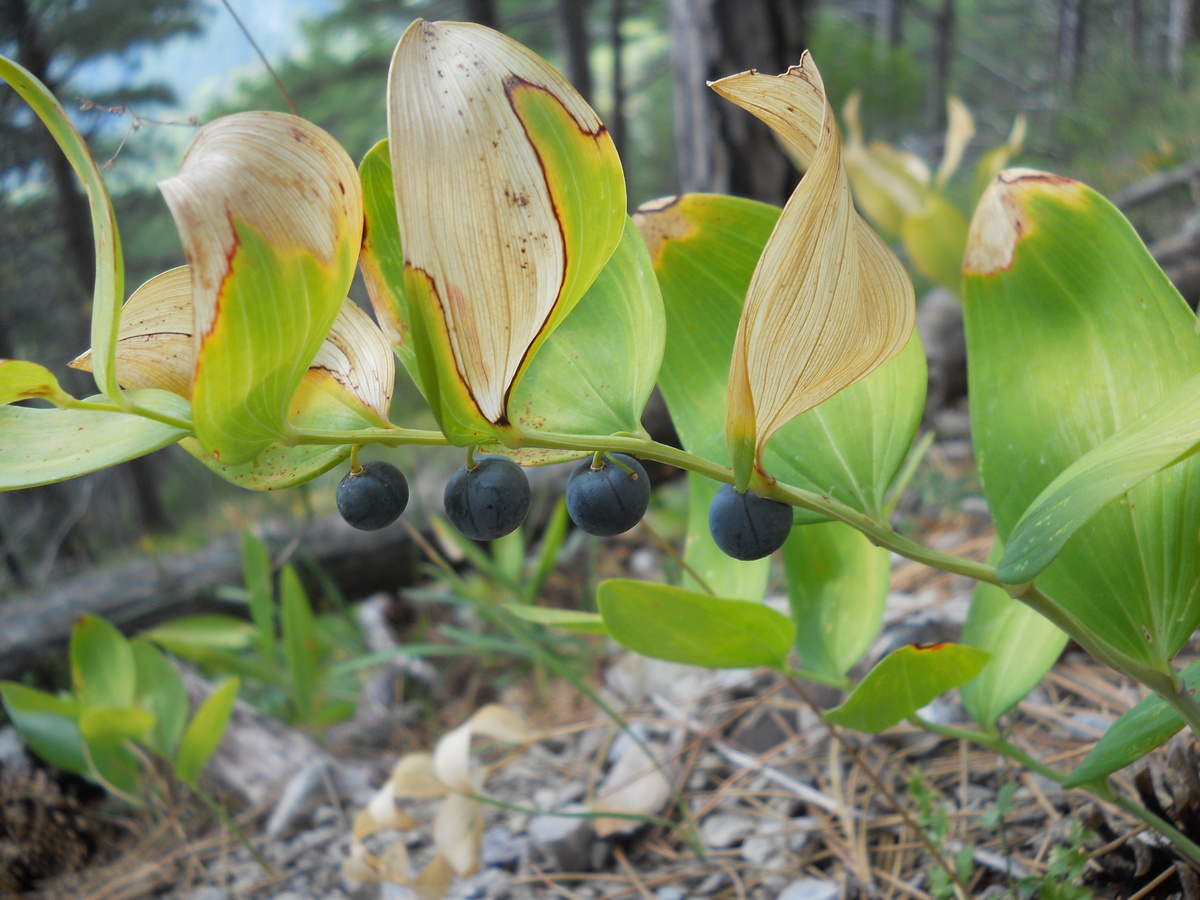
left=711, top=54, right=914, bottom=490
left=388, top=20, right=625, bottom=443
left=159, top=112, right=362, bottom=465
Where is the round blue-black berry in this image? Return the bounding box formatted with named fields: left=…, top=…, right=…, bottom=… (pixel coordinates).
left=708, top=483, right=793, bottom=560
left=566, top=453, right=651, bottom=537
left=337, top=460, right=410, bottom=531
left=444, top=456, right=531, bottom=541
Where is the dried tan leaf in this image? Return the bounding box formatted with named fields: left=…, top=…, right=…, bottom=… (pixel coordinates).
left=158, top=112, right=362, bottom=365
left=354, top=780, right=417, bottom=839
left=390, top=752, right=448, bottom=799
left=413, top=853, right=456, bottom=900
left=308, top=299, right=395, bottom=426
left=591, top=738, right=672, bottom=837
left=388, top=19, right=624, bottom=427
left=934, top=96, right=975, bottom=191
left=711, top=53, right=914, bottom=487
left=433, top=792, right=484, bottom=877
left=433, top=704, right=530, bottom=793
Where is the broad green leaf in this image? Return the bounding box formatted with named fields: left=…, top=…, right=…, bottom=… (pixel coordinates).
left=0, top=683, right=88, bottom=775
left=710, top=55, right=914, bottom=489
left=242, top=530, right=276, bottom=659
left=389, top=20, right=625, bottom=444
left=0, top=57, right=124, bottom=404
left=0, top=360, right=74, bottom=407
left=998, top=370, right=1200, bottom=583
left=79, top=705, right=156, bottom=748
left=638, top=193, right=925, bottom=522
left=492, top=217, right=665, bottom=463
left=280, top=565, right=318, bottom=721
left=0, top=389, right=190, bottom=490
left=598, top=579, right=795, bottom=669
left=174, top=677, right=239, bottom=786
left=131, top=639, right=189, bottom=758
left=783, top=520, right=890, bottom=679
left=71, top=615, right=136, bottom=709
left=962, top=169, right=1200, bottom=676
left=961, top=540, right=1067, bottom=732
left=140, top=616, right=258, bottom=651
left=159, top=113, right=363, bottom=465
left=899, top=193, right=969, bottom=292
left=503, top=604, right=607, bottom=634
left=1063, top=660, right=1200, bottom=788
left=825, top=643, right=990, bottom=733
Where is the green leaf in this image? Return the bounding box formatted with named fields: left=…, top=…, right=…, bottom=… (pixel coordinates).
left=160, top=114, right=362, bottom=465
left=0, top=57, right=124, bottom=404
left=998, top=370, right=1200, bottom=583
left=0, top=683, right=88, bottom=776
left=638, top=193, right=924, bottom=523
left=242, top=530, right=275, bottom=659
left=79, top=705, right=156, bottom=748
left=783, top=520, right=891, bottom=679
left=499, top=217, right=665, bottom=460
left=174, top=677, right=239, bottom=786
left=597, top=579, right=795, bottom=669
left=0, top=389, right=190, bottom=490
left=0, top=360, right=75, bottom=407
left=131, top=639, right=189, bottom=758
left=825, top=643, right=990, bottom=733
left=962, top=170, right=1200, bottom=676
left=1062, top=659, right=1200, bottom=788
left=280, top=565, right=318, bottom=721
left=139, top=616, right=258, bottom=651
left=503, top=604, right=608, bottom=634
left=71, top=615, right=136, bottom=709
left=961, top=540, right=1068, bottom=732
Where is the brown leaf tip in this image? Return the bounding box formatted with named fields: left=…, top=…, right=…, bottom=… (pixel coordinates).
left=964, top=168, right=1078, bottom=276
left=632, top=195, right=691, bottom=265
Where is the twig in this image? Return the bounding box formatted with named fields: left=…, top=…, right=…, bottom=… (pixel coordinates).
left=218, top=0, right=298, bottom=115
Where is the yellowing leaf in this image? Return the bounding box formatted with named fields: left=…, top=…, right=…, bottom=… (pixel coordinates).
left=933, top=96, right=975, bottom=191
left=712, top=54, right=914, bottom=489
left=388, top=20, right=625, bottom=443
left=842, top=92, right=928, bottom=235
left=0, top=360, right=74, bottom=408
left=159, top=112, right=363, bottom=465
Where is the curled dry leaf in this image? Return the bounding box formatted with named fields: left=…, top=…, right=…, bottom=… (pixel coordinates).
left=387, top=19, right=625, bottom=443
left=158, top=112, right=363, bottom=464
left=712, top=53, right=915, bottom=489
left=69, top=267, right=394, bottom=427
left=591, top=736, right=673, bottom=837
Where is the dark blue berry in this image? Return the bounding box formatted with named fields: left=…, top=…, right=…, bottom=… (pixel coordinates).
left=337, top=460, right=409, bottom=530
left=708, top=483, right=793, bottom=560
left=444, top=456, right=531, bottom=541
left=566, top=453, right=651, bottom=536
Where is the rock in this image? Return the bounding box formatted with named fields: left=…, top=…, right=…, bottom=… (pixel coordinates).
left=186, top=889, right=230, bottom=900
left=655, top=886, right=688, bottom=900
left=697, top=871, right=727, bottom=894
left=528, top=809, right=596, bottom=872
left=741, top=818, right=808, bottom=869
left=700, top=812, right=757, bottom=849
left=265, top=758, right=330, bottom=837
left=479, top=826, right=527, bottom=869
left=778, top=878, right=839, bottom=900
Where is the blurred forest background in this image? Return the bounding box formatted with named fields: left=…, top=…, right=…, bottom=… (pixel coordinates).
left=3, top=0, right=1200, bottom=599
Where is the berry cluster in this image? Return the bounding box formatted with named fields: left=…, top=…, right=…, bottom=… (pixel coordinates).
left=336, top=452, right=793, bottom=560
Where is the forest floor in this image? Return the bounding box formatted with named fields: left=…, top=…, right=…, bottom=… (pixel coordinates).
left=8, top=440, right=1200, bottom=900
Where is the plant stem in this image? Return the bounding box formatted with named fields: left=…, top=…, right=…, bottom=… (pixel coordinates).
left=910, top=714, right=1200, bottom=868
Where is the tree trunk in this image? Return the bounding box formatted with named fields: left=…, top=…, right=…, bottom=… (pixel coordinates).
left=1056, top=0, right=1087, bottom=95
left=558, top=0, right=593, bottom=104
left=609, top=0, right=627, bottom=169
left=927, top=0, right=955, bottom=130
left=464, top=0, right=498, bottom=29
left=876, top=0, right=905, bottom=51
left=1168, top=0, right=1192, bottom=86
left=666, top=0, right=812, bottom=205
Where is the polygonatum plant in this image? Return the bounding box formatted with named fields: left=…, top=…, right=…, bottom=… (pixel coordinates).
left=4, top=17, right=1200, bottom=870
